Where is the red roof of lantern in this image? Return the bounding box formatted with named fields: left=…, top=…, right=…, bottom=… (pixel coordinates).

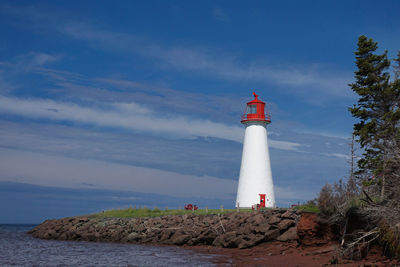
left=241, top=92, right=271, bottom=124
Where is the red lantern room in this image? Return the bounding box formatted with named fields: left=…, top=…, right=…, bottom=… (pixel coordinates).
left=241, top=92, right=271, bottom=123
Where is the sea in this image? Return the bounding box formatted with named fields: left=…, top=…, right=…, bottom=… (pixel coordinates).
left=0, top=224, right=220, bottom=266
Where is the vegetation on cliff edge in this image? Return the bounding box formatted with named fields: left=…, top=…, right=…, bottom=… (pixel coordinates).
left=317, top=35, right=400, bottom=260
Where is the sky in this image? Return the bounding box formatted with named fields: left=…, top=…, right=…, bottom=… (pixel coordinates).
left=1, top=1, right=399, bottom=223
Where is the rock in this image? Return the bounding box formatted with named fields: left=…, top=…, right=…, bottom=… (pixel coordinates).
left=192, top=229, right=217, bottom=245
left=248, top=213, right=267, bottom=225
left=264, top=229, right=280, bottom=240
left=44, top=229, right=57, bottom=239
left=169, top=231, right=191, bottom=245
left=211, top=236, right=223, bottom=247
left=28, top=210, right=307, bottom=248
left=237, top=224, right=253, bottom=235
left=238, top=233, right=264, bottom=249
left=212, top=231, right=238, bottom=248
left=277, top=219, right=295, bottom=231
left=109, top=230, right=123, bottom=242
left=126, top=232, right=140, bottom=242
left=141, top=234, right=155, bottom=243
left=277, top=227, right=298, bottom=241
left=135, top=224, right=146, bottom=232
left=281, top=210, right=296, bottom=219
left=254, top=224, right=271, bottom=234
left=58, top=232, right=68, bottom=240
left=78, top=217, right=89, bottom=223
left=267, top=215, right=281, bottom=225
left=159, top=229, right=175, bottom=242
left=224, top=222, right=239, bottom=232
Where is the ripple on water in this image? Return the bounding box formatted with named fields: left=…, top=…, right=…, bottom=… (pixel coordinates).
left=0, top=225, right=216, bottom=267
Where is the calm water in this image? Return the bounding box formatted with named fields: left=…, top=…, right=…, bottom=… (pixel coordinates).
left=0, top=224, right=219, bottom=267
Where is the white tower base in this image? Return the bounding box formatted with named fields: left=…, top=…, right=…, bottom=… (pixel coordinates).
left=236, top=121, right=275, bottom=208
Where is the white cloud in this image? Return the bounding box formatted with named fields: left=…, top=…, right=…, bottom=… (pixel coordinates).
left=269, top=140, right=302, bottom=151
left=157, top=47, right=351, bottom=98
left=0, top=71, right=15, bottom=93
left=11, top=52, right=62, bottom=71
left=0, top=148, right=236, bottom=198
left=63, top=26, right=352, bottom=102
left=322, top=153, right=350, bottom=159
left=0, top=147, right=313, bottom=203
left=0, top=95, right=302, bottom=151
left=0, top=95, right=243, bottom=141
left=1, top=4, right=353, bottom=103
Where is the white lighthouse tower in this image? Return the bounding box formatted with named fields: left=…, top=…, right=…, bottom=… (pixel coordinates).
left=236, top=92, right=276, bottom=208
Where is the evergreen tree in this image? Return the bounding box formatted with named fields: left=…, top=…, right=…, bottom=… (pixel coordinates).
left=349, top=35, right=390, bottom=173
left=394, top=51, right=400, bottom=80
left=348, top=35, right=400, bottom=199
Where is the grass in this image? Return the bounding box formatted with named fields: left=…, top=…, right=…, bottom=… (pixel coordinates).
left=293, top=203, right=320, bottom=213
left=91, top=207, right=255, bottom=218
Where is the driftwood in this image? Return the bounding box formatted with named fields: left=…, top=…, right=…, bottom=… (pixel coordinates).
left=341, top=216, right=349, bottom=247
left=342, top=228, right=380, bottom=259
left=219, top=216, right=226, bottom=233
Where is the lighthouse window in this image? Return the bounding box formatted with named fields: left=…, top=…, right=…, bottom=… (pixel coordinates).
left=248, top=105, right=257, bottom=114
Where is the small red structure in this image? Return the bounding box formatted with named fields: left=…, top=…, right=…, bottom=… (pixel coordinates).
left=252, top=194, right=267, bottom=210
left=184, top=204, right=198, bottom=210
left=259, top=194, right=266, bottom=208
left=241, top=92, right=271, bottom=123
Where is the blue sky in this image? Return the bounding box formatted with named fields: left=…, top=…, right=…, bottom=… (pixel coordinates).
left=1, top=1, right=399, bottom=223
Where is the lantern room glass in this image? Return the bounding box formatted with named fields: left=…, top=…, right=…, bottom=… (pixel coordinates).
left=248, top=105, right=257, bottom=114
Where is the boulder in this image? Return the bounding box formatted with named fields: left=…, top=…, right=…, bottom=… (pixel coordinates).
left=238, top=233, right=265, bottom=249
left=126, top=232, right=140, bottom=242
left=248, top=213, right=267, bottom=225
left=267, top=215, right=281, bottom=225
left=158, top=229, right=175, bottom=242
left=28, top=210, right=307, bottom=248
left=169, top=231, right=191, bottom=245
left=277, top=227, right=298, bottom=241
left=78, top=217, right=89, bottom=223
left=277, top=219, right=295, bottom=231
left=44, top=229, right=57, bottom=239
left=254, top=224, right=271, bottom=234
left=264, top=228, right=280, bottom=240
left=237, top=224, right=253, bottom=235
left=281, top=210, right=296, bottom=219
left=58, top=232, right=68, bottom=240
left=191, top=229, right=217, bottom=245
left=212, top=231, right=238, bottom=248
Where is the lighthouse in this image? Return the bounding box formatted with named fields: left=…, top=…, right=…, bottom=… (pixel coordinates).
left=236, top=92, right=276, bottom=208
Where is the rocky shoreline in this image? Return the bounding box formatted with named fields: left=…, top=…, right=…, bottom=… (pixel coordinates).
left=29, top=209, right=314, bottom=249
left=28, top=209, right=400, bottom=266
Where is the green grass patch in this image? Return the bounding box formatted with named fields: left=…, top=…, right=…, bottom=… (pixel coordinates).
left=293, top=203, right=320, bottom=213
left=91, top=207, right=255, bottom=218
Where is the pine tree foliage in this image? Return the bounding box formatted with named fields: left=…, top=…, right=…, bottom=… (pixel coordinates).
left=317, top=37, right=400, bottom=260
left=349, top=35, right=400, bottom=200
left=394, top=51, right=400, bottom=80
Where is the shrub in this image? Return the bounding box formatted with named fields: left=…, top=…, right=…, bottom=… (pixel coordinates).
left=318, top=184, right=336, bottom=217
left=379, top=222, right=400, bottom=259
